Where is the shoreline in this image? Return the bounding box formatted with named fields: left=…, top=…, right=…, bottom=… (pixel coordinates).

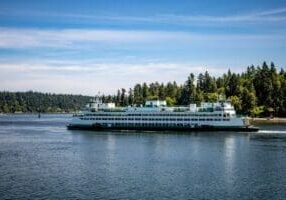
left=249, top=118, right=286, bottom=125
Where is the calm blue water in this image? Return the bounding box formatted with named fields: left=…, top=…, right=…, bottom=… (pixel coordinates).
left=0, top=114, right=286, bottom=200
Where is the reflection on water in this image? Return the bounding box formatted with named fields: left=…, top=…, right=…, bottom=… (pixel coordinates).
left=224, top=136, right=236, bottom=186
left=0, top=115, right=286, bottom=199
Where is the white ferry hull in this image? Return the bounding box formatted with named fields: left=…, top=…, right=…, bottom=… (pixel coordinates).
left=67, top=123, right=259, bottom=132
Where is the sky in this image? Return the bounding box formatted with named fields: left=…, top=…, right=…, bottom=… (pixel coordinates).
left=0, top=0, right=286, bottom=95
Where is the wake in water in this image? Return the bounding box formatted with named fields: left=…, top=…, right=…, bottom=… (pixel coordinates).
left=251, top=128, right=286, bottom=139
left=258, top=130, right=286, bottom=134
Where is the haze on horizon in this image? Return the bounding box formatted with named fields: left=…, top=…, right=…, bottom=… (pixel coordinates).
left=0, top=0, right=286, bottom=95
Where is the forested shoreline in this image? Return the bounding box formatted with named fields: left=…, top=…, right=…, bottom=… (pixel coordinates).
left=0, top=92, right=92, bottom=113
left=1, top=62, right=286, bottom=117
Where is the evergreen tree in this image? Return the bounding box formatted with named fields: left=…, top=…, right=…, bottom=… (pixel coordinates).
left=128, top=88, right=134, bottom=105
left=133, top=84, right=143, bottom=105
left=1, top=61, right=285, bottom=117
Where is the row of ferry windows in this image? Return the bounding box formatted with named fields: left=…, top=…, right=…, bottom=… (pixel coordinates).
left=80, top=118, right=230, bottom=121
left=103, top=123, right=207, bottom=126
left=84, top=113, right=228, bottom=117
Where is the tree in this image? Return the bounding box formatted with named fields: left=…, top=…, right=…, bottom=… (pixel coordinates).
left=179, top=73, right=196, bottom=105
left=240, top=88, right=256, bottom=115
left=1, top=61, right=285, bottom=117
left=225, top=72, right=241, bottom=97
left=204, top=71, right=217, bottom=93
left=116, top=89, right=121, bottom=106
left=250, top=106, right=264, bottom=117
left=120, top=88, right=128, bottom=106
left=133, top=84, right=143, bottom=105
left=165, top=81, right=177, bottom=99
left=230, top=95, right=242, bottom=113
left=142, top=82, right=149, bottom=102
left=204, top=93, right=218, bottom=103
left=128, top=88, right=134, bottom=105
left=166, top=97, right=176, bottom=106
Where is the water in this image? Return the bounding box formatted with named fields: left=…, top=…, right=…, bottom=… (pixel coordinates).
left=0, top=114, right=286, bottom=200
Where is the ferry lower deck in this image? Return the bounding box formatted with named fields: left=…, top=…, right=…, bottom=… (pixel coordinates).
left=67, top=122, right=259, bottom=132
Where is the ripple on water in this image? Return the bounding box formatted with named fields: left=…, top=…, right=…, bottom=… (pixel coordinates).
left=0, top=115, right=286, bottom=199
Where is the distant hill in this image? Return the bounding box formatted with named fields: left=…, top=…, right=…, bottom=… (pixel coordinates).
left=0, top=91, right=92, bottom=113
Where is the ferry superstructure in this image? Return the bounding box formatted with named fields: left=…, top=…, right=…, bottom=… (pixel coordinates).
left=67, top=98, right=259, bottom=132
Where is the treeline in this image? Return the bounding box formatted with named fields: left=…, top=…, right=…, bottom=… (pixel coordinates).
left=1, top=62, right=286, bottom=117
left=102, top=62, right=286, bottom=117
left=0, top=91, right=91, bottom=113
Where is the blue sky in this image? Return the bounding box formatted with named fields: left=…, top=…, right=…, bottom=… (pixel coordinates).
left=0, top=0, right=286, bottom=95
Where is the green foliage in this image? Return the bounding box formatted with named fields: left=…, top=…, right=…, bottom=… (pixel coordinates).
left=1, top=62, right=285, bottom=117
left=0, top=91, right=91, bottom=113
left=250, top=106, right=264, bottom=117
left=166, top=97, right=176, bottom=106
left=230, top=96, right=242, bottom=112
left=240, top=88, right=256, bottom=115
left=204, top=93, right=219, bottom=103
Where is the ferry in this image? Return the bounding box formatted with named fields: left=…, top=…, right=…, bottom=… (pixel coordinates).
left=67, top=98, right=259, bottom=132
